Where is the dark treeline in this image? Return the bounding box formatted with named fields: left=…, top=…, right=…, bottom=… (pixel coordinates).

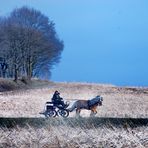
left=0, top=6, right=63, bottom=82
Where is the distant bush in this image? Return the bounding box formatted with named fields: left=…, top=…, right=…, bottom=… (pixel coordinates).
left=0, top=78, right=19, bottom=91
left=0, top=78, right=53, bottom=92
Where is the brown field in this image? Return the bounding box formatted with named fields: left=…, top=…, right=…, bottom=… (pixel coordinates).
left=0, top=81, right=148, bottom=147
left=0, top=118, right=147, bottom=148
left=0, top=82, right=148, bottom=118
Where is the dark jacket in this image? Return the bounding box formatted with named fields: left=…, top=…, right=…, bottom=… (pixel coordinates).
left=52, top=93, right=62, bottom=102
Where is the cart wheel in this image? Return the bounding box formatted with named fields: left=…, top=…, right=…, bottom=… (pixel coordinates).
left=58, top=109, right=69, bottom=118
left=45, top=110, right=57, bottom=118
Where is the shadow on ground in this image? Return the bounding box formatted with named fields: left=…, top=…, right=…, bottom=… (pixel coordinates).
left=0, top=117, right=147, bottom=128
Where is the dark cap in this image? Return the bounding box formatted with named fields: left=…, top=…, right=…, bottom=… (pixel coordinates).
left=55, top=90, right=60, bottom=95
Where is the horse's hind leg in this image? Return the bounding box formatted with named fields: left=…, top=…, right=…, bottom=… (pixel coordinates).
left=76, top=109, right=81, bottom=117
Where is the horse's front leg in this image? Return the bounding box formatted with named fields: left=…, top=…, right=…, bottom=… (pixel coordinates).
left=90, top=107, right=97, bottom=117
left=90, top=111, right=97, bottom=117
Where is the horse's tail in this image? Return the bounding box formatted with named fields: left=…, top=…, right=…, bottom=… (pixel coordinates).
left=68, top=101, right=77, bottom=112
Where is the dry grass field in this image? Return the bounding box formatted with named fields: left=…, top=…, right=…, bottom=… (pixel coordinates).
left=0, top=81, right=148, bottom=147
left=0, top=82, right=148, bottom=118
left=0, top=119, right=147, bottom=148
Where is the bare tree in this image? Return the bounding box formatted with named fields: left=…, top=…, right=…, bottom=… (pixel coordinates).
left=0, top=6, right=64, bottom=81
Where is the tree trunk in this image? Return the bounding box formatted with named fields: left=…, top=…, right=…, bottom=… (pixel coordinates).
left=14, top=67, right=18, bottom=82
left=26, top=56, right=32, bottom=81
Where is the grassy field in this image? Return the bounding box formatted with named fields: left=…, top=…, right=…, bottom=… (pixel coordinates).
left=0, top=81, right=148, bottom=118
left=0, top=117, right=147, bottom=148
left=0, top=81, right=148, bottom=147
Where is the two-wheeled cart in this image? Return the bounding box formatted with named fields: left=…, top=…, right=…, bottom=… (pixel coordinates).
left=40, top=102, right=69, bottom=118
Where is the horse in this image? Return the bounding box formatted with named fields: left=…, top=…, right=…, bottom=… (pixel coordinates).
left=68, top=95, right=103, bottom=116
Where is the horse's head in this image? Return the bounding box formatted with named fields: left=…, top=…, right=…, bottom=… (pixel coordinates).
left=96, top=95, right=103, bottom=106
left=89, top=95, right=103, bottom=106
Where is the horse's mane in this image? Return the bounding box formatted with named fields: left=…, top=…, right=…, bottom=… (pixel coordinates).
left=88, top=96, right=102, bottom=106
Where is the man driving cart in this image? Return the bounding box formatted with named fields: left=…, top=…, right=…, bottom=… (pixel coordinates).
left=51, top=90, right=68, bottom=108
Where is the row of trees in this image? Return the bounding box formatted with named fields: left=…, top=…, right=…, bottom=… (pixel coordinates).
left=0, top=6, right=64, bottom=81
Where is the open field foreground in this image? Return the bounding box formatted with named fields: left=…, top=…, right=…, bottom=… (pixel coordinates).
left=0, top=118, right=148, bottom=148
left=0, top=82, right=148, bottom=147
left=0, top=82, right=148, bottom=118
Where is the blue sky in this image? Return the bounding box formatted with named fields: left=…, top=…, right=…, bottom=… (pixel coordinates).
left=0, top=0, right=148, bottom=86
